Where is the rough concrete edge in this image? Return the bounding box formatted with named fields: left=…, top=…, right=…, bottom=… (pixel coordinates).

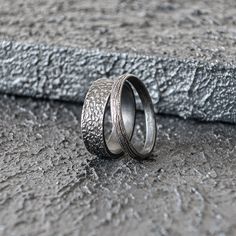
left=0, top=40, right=235, bottom=123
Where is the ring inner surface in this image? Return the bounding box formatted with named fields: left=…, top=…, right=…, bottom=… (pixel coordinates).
left=128, top=76, right=156, bottom=155
left=105, top=83, right=136, bottom=154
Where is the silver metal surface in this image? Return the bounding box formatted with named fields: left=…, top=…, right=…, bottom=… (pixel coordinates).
left=111, top=74, right=157, bottom=160
left=81, top=78, right=136, bottom=158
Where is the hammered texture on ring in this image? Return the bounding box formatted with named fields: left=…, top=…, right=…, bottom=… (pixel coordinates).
left=81, top=79, right=115, bottom=158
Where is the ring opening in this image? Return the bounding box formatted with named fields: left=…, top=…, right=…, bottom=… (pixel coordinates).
left=105, top=83, right=136, bottom=155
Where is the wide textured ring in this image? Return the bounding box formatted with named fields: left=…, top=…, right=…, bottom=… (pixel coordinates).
left=110, top=74, right=156, bottom=160
left=81, top=78, right=136, bottom=158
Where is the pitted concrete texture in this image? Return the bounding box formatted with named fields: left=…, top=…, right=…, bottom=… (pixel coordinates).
left=0, top=95, right=236, bottom=236
left=0, top=0, right=236, bottom=63
left=0, top=0, right=236, bottom=123
left=0, top=41, right=236, bottom=124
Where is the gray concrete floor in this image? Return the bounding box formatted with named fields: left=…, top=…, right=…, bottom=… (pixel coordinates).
left=0, top=95, right=235, bottom=236
left=0, top=1, right=236, bottom=235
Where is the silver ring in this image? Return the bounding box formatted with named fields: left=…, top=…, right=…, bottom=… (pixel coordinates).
left=81, top=78, right=136, bottom=158
left=110, top=74, right=156, bottom=160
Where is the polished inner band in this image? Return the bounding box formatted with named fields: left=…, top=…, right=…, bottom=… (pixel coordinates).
left=81, top=79, right=136, bottom=158
left=106, top=83, right=136, bottom=154
left=110, top=74, right=156, bottom=159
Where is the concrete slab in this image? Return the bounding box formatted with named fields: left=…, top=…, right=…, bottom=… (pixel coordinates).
left=1, top=0, right=236, bottom=62
left=0, top=0, right=236, bottom=123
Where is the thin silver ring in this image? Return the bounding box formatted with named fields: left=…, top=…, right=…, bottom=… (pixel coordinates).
left=81, top=78, right=136, bottom=158
left=110, top=74, right=156, bottom=160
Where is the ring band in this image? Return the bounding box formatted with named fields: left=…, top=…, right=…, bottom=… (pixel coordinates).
left=110, top=74, right=156, bottom=160
left=81, top=78, right=136, bottom=158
